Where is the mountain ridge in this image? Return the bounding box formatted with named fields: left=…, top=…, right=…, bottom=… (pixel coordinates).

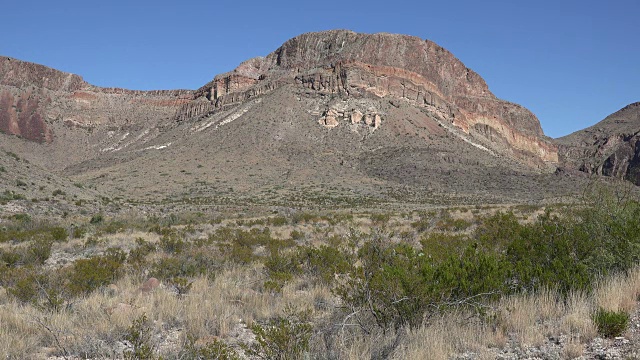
left=557, top=102, right=640, bottom=185
left=1, top=30, right=622, bottom=206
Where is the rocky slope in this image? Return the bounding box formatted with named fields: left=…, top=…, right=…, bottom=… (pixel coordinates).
left=177, top=30, right=558, bottom=169
left=0, top=56, right=193, bottom=170
left=1, top=30, right=581, bottom=205
left=557, top=102, right=640, bottom=185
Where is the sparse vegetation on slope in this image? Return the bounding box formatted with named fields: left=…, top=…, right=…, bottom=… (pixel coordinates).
left=1, top=188, right=640, bottom=359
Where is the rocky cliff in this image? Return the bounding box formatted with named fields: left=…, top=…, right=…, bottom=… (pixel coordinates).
left=176, top=30, right=558, bottom=168
left=557, top=102, right=640, bottom=185
left=0, top=57, right=193, bottom=143
left=0, top=30, right=578, bottom=205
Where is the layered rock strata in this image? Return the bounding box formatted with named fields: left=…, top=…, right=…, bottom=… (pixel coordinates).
left=0, top=57, right=192, bottom=143
left=176, top=30, right=558, bottom=168
left=558, top=102, right=640, bottom=184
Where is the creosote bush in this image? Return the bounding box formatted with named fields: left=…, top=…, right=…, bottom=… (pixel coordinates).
left=123, top=313, right=156, bottom=360
left=244, top=305, right=313, bottom=360
left=182, top=334, right=240, bottom=360
left=66, top=248, right=126, bottom=296
left=593, top=308, right=630, bottom=338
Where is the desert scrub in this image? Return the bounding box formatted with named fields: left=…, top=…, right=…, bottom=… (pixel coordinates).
left=123, top=313, right=156, bottom=360
left=244, top=305, right=313, bottom=360
left=3, top=267, right=66, bottom=311
left=182, top=334, right=240, bottom=360
left=66, top=248, right=126, bottom=296
left=127, top=237, right=157, bottom=269
left=0, top=238, right=54, bottom=266
left=89, top=213, right=103, bottom=224
left=263, top=248, right=302, bottom=293
left=370, top=213, right=391, bottom=225
left=0, top=190, right=26, bottom=204
left=411, top=211, right=435, bottom=232
left=593, top=308, right=630, bottom=338
left=266, top=216, right=288, bottom=226
left=435, top=217, right=472, bottom=232
left=158, top=233, right=186, bottom=254
left=299, top=245, right=352, bottom=285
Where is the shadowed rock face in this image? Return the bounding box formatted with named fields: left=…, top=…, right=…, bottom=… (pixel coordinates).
left=177, top=30, right=557, bottom=168
left=0, top=57, right=193, bottom=143
left=557, top=102, right=640, bottom=185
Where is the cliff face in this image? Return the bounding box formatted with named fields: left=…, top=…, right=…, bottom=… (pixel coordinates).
left=1, top=30, right=558, bottom=171
left=0, top=57, right=193, bottom=143
left=176, top=30, right=557, bottom=167
left=557, top=102, right=640, bottom=184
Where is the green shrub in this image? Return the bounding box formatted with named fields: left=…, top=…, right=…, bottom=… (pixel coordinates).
left=149, top=249, right=216, bottom=281
left=244, top=306, right=312, bottom=360
left=5, top=268, right=39, bottom=305
left=183, top=334, right=240, bottom=360
left=72, top=226, right=86, bottom=239
left=336, top=236, right=507, bottom=330
left=89, top=213, right=104, bottom=224
left=420, top=233, right=469, bottom=263
left=593, top=308, right=630, bottom=338
left=300, top=245, right=351, bottom=285
left=4, top=268, right=66, bottom=311
left=436, top=217, right=472, bottom=231
left=411, top=212, right=434, bottom=232
left=52, top=189, right=65, bottom=196
left=159, top=234, right=186, bottom=254
left=263, top=249, right=301, bottom=293
left=0, top=249, right=21, bottom=267
left=123, top=313, right=156, bottom=360
left=128, top=238, right=157, bottom=268
left=66, top=248, right=126, bottom=296
left=50, top=227, right=68, bottom=242
left=25, top=238, right=53, bottom=265
left=266, top=216, right=288, bottom=226
left=11, top=213, right=31, bottom=223
left=98, top=220, right=127, bottom=235
left=6, top=151, right=19, bottom=160
left=291, top=212, right=317, bottom=224
left=370, top=213, right=391, bottom=225
left=289, top=230, right=304, bottom=241
left=1, top=190, right=26, bottom=204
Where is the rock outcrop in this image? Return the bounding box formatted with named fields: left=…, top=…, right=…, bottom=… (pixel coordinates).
left=0, top=57, right=193, bottom=143
left=177, top=30, right=558, bottom=168
left=557, top=102, right=640, bottom=184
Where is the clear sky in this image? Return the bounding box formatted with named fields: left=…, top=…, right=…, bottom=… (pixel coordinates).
left=1, top=0, right=638, bottom=138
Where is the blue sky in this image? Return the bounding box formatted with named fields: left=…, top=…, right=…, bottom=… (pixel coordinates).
left=1, top=0, right=638, bottom=138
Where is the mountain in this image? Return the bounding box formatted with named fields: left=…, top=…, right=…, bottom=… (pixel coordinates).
left=1, top=30, right=586, bottom=207
left=557, top=102, right=640, bottom=185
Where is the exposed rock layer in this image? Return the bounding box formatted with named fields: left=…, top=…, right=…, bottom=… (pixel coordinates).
left=0, top=57, right=192, bottom=143
left=557, top=102, right=640, bottom=185
left=177, top=31, right=557, bottom=167
left=1, top=31, right=558, bottom=171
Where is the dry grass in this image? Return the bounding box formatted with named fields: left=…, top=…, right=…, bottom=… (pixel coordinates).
left=5, top=212, right=640, bottom=359
left=393, top=267, right=640, bottom=359
left=0, top=302, right=42, bottom=359
left=561, top=291, right=597, bottom=342
left=391, top=313, right=497, bottom=360
left=498, top=288, right=563, bottom=347
left=596, top=266, right=640, bottom=313
left=561, top=340, right=584, bottom=359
